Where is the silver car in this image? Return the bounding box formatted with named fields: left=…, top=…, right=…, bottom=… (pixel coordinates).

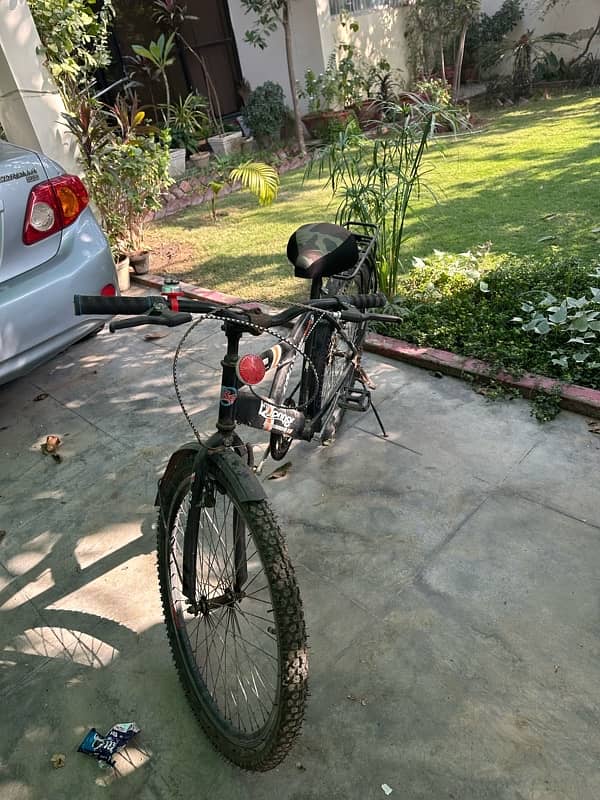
left=0, top=141, right=118, bottom=385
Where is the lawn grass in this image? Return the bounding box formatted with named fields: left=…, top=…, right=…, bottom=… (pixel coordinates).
left=147, top=91, right=600, bottom=304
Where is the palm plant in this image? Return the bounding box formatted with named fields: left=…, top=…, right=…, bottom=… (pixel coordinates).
left=209, top=159, right=280, bottom=222
left=508, top=30, right=574, bottom=99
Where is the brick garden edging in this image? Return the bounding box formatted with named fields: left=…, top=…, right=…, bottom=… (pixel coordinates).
left=150, top=151, right=310, bottom=221
left=131, top=274, right=600, bottom=420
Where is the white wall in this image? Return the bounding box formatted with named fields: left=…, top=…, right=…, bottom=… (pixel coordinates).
left=0, top=0, right=78, bottom=172
left=228, top=0, right=327, bottom=109
left=329, top=7, right=411, bottom=88
left=481, top=0, right=600, bottom=61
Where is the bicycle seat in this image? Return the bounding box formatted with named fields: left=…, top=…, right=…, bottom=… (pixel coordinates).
left=287, top=222, right=359, bottom=280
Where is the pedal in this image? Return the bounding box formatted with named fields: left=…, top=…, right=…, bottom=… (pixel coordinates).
left=339, top=384, right=371, bottom=412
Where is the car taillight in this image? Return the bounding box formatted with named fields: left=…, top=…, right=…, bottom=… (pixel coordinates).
left=236, top=353, right=267, bottom=386
left=100, top=283, right=117, bottom=297
left=23, top=175, right=89, bottom=245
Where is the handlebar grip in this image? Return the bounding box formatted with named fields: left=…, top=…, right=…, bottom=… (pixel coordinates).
left=74, top=295, right=157, bottom=316
left=345, top=292, right=387, bottom=310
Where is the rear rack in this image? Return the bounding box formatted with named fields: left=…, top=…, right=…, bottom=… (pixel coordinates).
left=329, top=221, right=378, bottom=286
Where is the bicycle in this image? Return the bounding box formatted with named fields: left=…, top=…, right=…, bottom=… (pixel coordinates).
left=73, top=221, right=397, bottom=772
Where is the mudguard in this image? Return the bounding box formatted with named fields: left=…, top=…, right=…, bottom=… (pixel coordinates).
left=156, top=441, right=266, bottom=603
left=155, top=441, right=266, bottom=507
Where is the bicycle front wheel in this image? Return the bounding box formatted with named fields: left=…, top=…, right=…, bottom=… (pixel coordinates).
left=157, top=450, right=308, bottom=771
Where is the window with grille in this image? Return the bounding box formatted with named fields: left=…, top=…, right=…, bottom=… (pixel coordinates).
left=329, top=0, right=408, bottom=15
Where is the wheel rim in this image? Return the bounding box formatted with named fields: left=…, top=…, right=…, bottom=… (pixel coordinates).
left=168, top=480, right=280, bottom=741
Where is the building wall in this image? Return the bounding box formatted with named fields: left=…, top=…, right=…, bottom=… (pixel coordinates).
left=228, top=0, right=327, bottom=109
left=481, top=0, right=600, bottom=62
left=228, top=0, right=412, bottom=112
left=328, top=7, right=411, bottom=89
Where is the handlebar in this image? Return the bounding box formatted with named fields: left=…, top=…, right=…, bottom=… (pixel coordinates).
left=74, top=291, right=397, bottom=331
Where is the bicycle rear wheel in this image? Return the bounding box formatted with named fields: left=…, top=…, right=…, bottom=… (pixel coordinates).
left=304, top=261, right=376, bottom=443
left=157, top=450, right=308, bottom=770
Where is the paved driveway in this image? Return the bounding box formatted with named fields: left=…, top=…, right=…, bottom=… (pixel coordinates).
left=1, top=309, right=600, bottom=800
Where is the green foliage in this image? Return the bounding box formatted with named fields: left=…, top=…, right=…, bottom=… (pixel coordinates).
left=167, top=93, right=211, bottom=152
left=406, top=0, right=480, bottom=79
left=64, top=94, right=172, bottom=253
left=243, top=82, right=286, bottom=144
left=298, top=55, right=346, bottom=113
left=308, top=108, right=435, bottom=297
left=241, top=0, right=285, bottom=50
left=509, top=30, right=575, bottom=99
left=229, top=161, right=280, bottom=206
left=209, top=158, right=280, bottom=221
left=467, top=0, right=523, bottom=70
left=379, top=250, right=600, bottom=390
left=414, top=76, right=452, bottom=106
left=87, top=132, right=172, bottom=253
left=29, top=0, right=114, bottom=97
left=530, top=386, right=562, bottom=423
left=514, top=267, right=600, bottom=372
left=132, top=33, right=177, bottom=124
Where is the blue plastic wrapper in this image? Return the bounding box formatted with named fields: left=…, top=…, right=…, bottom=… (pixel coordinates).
left=78, top=722, right=140, bottom=766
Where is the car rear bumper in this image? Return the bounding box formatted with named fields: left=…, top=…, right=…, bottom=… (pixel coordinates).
left=0, top=208, right=118, bottom=385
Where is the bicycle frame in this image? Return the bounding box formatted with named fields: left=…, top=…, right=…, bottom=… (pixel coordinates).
left=175, top=311, right=356, bottom=605
left=233, top=311, right=358, bottom=443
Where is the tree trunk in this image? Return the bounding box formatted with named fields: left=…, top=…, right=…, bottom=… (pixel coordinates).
left=452, top=19, right=469, bottom=102
left=282, top=2, right=306, bottom=156
left=440, top=36, right=446, bottom=83
left=569, top=14, right=600, bottom=66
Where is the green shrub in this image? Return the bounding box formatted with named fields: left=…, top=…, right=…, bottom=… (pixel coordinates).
left=380, top=249, right=600, bottom=389
left=243, top=81, right=286, bottom=145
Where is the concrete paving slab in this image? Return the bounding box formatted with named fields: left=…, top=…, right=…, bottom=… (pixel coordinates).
left=1, top=308, right=600, bottom=799
left=354, top=361, right=543, bottom=482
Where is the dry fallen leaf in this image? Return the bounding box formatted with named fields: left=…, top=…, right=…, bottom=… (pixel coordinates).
left=34, top=393, right=48, bottom=402
left=587, top=420, right=600, bottom=435
left=144, top=332, right=168, bottom=341
left=50, top=753, right=66, bottom=769
left=267, top=461, right=292, bottom=480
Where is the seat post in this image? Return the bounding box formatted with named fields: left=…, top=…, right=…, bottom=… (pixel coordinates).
left=309, top=277, right=322, bottom=300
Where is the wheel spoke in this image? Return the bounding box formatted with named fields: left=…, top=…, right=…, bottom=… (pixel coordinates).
left=159, top=458, right=307, bottom=766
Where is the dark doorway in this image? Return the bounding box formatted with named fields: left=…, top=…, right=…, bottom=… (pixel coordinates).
left=107, top=0, right=242, bottom=118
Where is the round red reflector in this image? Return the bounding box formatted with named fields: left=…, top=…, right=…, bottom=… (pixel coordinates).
left=100, top=283, right=117, bottom=296
left=236, top=353, right=266, bottom=386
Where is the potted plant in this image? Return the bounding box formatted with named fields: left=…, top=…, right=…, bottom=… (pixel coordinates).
left=242, top=81, right=287, bottom=149
left=297, top=56, right=353, bottom=140
left=64, top=93, right=172, bottom=281
left=131, top=32, right=187, bottom=177
left=167, top=92, right=211, bottom=156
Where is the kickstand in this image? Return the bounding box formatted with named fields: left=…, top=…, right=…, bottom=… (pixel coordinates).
left=369, top=397, right=388, bottom=438
left=254, top=443, right=271, bottom=475
left=356, top=369, right=388, bottom=438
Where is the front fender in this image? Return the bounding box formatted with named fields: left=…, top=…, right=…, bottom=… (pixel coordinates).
left=155, top=442, right=266, bottom=506
left=154, top=441, right=204, bottom=506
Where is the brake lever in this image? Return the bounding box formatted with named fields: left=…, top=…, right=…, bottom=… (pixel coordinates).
left=366, top=313, right=403, bottom=324
left=109, top=311, right=192, bottom=332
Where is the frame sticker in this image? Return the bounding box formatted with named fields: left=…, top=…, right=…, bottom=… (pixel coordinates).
left=220, top=386, right=238, bottom=406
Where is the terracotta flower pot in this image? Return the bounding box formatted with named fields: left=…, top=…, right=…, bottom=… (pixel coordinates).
left=302, top=110, right=354, bottom=140
left=355, top=99, right=383, bottom=131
